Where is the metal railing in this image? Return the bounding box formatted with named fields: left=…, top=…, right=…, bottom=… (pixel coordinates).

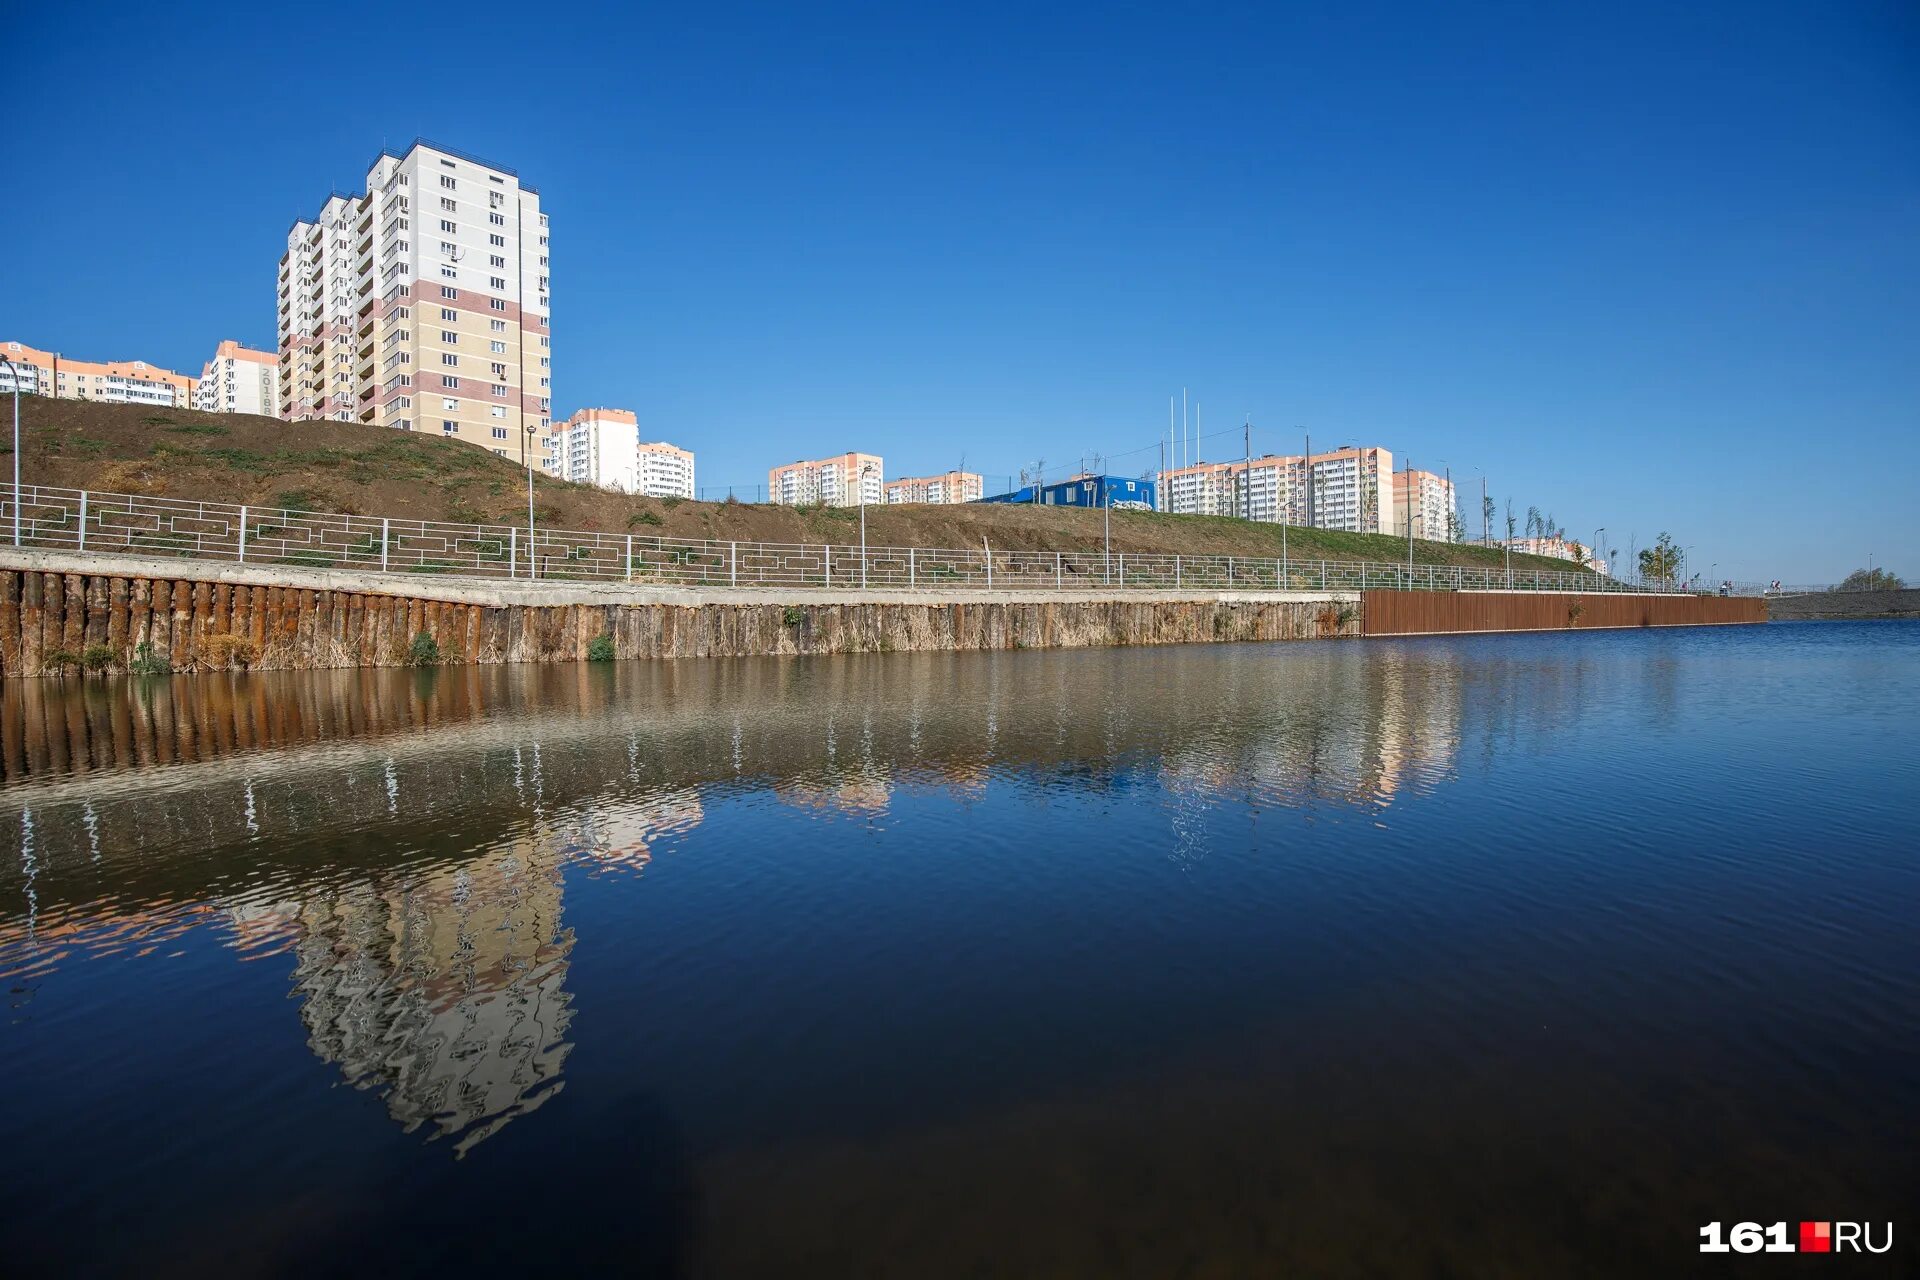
left=0, top=483, right=1684, bottom=596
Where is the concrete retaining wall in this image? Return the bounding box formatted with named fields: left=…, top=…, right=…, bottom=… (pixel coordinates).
left=0, top=549, right=1358, bottom=677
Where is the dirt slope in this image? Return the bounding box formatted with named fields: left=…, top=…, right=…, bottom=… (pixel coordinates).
left=7, top=398, right=1589, bottom=572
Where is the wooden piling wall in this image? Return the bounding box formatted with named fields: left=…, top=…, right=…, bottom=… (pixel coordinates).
left=0, top=568, right=1357, bottom=677
left=1362, top=590, right=1764, bottom=636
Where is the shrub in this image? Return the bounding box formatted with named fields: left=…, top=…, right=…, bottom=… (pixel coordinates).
left=203, top=633, right=260, bottom=669
left=407, top=631, right=441, bottom=667
left=1567, top=602, right=1586, bottom=627
left=783, top=606, right=806, bottom=627
left=44, top=648, right=81, bottom=676
left=660, top=495, right=685, bottom=509
left=628, top=510, right=663, bottom=528
left=81, top=643, right=116, bottom=673
left=271, top=488, right=325, bottom=513
left=586, top=634, right=616, bottom=662
left=163, top=423, right=229, bottom=437
left=128, top=641, right=171, bottom=676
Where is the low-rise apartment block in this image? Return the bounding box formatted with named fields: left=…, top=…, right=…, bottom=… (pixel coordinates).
left=1160, top=445, right=1395, bottom=533
left=769, top=452, right=883, bottom=506
left=0, top=340, right=196, bottom=407
left=194, top=341, right=278, bottom=415
left=1390, top=468, right=1458, bottom=541
left=883, top=470, right=983, bottom=505
left=278, top=139, right=551, bottom=464
left=1503, top=535, right=1605, bottom=573
left=636, top=439, right=695, bottom=499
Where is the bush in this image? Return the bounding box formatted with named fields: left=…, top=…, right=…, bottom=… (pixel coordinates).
left=783, top=606, right=806, bottom=627
left=1567, top=602, right=1587, bottom=627
left=628, top=510, right=663, bottom=528
left=407, top=631, right=441, bottom=667
left=81, top=643, right=116, bottom=673
left=44, top=648, right=81, bottom=676
left=203, top=633, right=260, bottom=669
left=586, top=634, right=616, bottom=662
left=128, top=641, right=171, bottom=676
left=660, top=495, right=685, bottom=509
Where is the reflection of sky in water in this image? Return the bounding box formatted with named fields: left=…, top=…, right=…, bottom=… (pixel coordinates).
left=1, top=626, right=1916, bottom=1277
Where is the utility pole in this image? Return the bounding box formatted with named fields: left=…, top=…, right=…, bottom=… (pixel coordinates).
left=1406, top=456, right=1415, bottom=572
left=2, top=356, right=20, bottom=547
left=1182, top=387, right=1189, bottom=470
left=1304, top=430, right=1312, bottom=528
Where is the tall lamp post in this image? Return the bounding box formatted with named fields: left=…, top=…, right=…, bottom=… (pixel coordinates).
left=858, top=461, right=875, bottom=587
left=1592, top=526, right=1605, bottom=578
left=525, top=423, right=540, bottom=580
left=2, top=356, right=21, bottom=546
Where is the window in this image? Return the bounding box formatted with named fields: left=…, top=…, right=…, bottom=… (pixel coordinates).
left=443, top=397, right=458, bottom=410
left=441, top=330, right=458, bottom=343
left=439, top=220, right=456, bottom=234
left=440, top=175, right=457, bottom=190
left=440, top=307, right=457, bottom=321
left=492, top=427, right=509, bottom=440
left=489, top=319, right=506, bottom=332
left=490, top=340, right=506, bottom=353
left=442, top=353, right=459, bottom=366
left=490, top=385, right=509, bottom=398
left=443, top=420, right=458, bottom=433
left=490, top=275, right=506, bottom=290
left=489, top=254, right=505, bottom=268
left=489, top=298, right=507, bottom=312
left=489, top=212, right=505, bottom=226
left=442, top=375, right=459, bottom=389
left=490, top=405, right=506, bottom=418
left=440, top=286, right=457, bottom=299
left=489, top=234, right=504, bottom=247
left=440, top=197, right=456, bottom=212
left=539, top=356, right=549, bottom=367
left=440, top=265, right=457, bottom=279
left=491, top=362, right=507, bottom=377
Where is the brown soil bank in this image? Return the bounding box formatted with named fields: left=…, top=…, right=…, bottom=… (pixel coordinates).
left=11, top=398, right=1593, bottom=573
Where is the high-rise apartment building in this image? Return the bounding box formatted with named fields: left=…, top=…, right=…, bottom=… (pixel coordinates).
left=542, top=408, right=696, bottom=498
left=193, top=340, right=278, bottom=415
left=0, top=340, right=196, bottom=407
left=883, top=470, right=983, bottom=505
left=279, top=140, right=551, bottom=463
left=1390, top=468, right=1458, bottom=541
left=636, top=440, right=696, bottom=499
left=1161, top=445, right=1395, bottom=533
left=768, top=452, right=883, bottom=506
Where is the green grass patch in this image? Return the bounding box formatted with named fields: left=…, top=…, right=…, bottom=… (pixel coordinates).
left=164, top=423, right=230, bottom=437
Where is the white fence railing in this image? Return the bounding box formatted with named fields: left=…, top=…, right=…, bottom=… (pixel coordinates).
left=0, top=484, right=1685, bottom=596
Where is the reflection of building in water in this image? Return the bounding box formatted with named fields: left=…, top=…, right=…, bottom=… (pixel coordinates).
left=269, top=838, right=574, bottom=1158
left=774, top=772, right=892, bottom=817
left=555, top=789, right=705, bottom=874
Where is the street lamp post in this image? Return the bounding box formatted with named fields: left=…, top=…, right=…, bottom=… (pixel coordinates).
left=2, top=356, right=20, bottom=546
left=525, top=424, right=540, bottom=580
left=859, top=462, right=875, bottom=587
left=1592, top=527, right=1605, bottom=578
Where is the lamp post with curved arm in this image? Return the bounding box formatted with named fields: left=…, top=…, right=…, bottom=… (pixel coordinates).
left=1, top=356, right=21, bottom=546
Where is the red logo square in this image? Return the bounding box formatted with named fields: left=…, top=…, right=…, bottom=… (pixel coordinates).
left=1799, top=1222, right=1831, bottom=1253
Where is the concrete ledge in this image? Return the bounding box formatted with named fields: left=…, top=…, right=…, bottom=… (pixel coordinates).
left=0, top=546, right=1356, bottom=609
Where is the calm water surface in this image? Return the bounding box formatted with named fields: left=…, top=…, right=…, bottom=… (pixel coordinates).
left=1, top=622, right=1915, bottom=1277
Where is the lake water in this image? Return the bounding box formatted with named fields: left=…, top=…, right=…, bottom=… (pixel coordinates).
left=2, top=622, right=1914, bottom=1277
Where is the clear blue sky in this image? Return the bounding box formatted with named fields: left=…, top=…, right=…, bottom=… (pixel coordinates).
left=8, top=0, right=1916, bottom=580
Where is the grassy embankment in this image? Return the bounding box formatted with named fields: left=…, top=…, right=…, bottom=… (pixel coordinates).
left=6, top=398, right=1593, bottom=574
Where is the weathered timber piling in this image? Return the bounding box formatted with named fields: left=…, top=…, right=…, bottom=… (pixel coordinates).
left=0, top=562, right=1357, bottom=678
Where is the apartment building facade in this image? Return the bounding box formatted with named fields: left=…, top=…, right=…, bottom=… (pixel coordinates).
left=635, top=440, right=695, bottom=499
left=193, top=340, right=278, bottom=415
left=0, top=340, right=195, bottom=407
left=546, top=408, right=639, bottom=490
left=1161, top=445, right=1395, bottom=533
left=883, top=470, right=983, bottom=505
left=1390, top=468, right=1459, bottom=541
left=1503, top=535, right=1606, bottom=573
left=769, top=452, right=883, bottom=506
left=279, top=140, right=551, bottom=464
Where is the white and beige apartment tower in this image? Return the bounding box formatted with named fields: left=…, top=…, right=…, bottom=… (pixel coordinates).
left=636, top=440, right=696, bottom=499
left=1390, top=467, right=1458, bottom=541
left=543, top=408, right=696, bottom=498
left=194, top=340, right=278, bottom=415
left=768, top=452, right=884, bottom=506
left=278, top=140, right=551, bottom=462
left=883, top=470, right=984, bottom=505
left=1161, top=445, right=1395, bottom=533
left=0, top=340, right=196, bottom=407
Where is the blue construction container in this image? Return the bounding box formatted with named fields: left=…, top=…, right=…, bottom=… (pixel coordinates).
left=976, top=475, right=1157, bottom=511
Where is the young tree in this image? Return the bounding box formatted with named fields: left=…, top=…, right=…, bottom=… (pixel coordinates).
left=1481, top=494, right=1495, bottom=545
left=1638, top=532, right=1681, bottom=584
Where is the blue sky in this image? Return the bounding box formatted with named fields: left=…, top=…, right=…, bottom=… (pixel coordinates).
left=8, top=0, right=1916, bottom=580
